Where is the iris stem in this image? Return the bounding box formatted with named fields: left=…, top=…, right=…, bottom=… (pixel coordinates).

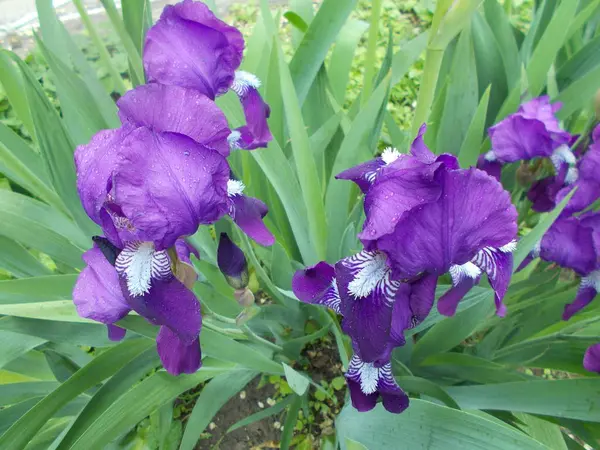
left=241, top=324, right=284, bottom=353
left=204, top=311, right=283, bottom=353
left=362, top=0, right=383, bottom=106
left=203, top=319, right=246, bottom=338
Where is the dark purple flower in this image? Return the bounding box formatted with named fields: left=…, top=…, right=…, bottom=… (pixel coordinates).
left=484, top=96, right=571, bottom=165
left=377, top=167, right=518, bottom=316
left=527, top=170, right=566, bottom=213
left=292, top=253, right=436, bottom=364
left=217, top=232, right=249, bottom=289
left=345, top=354, right=409, bottom=414
left=230, top=72, right=272, bottom=150
left=226, top=179, right=275, bottom=246
left=117, top=83, right=232, bottom=157
left=144, top=0, right=244, bottom=99
left=476, top=154, right=502, bottom=181
left=584, top=343, right=600, bottom=373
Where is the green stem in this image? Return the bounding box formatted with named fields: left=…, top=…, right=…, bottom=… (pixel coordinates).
left=362, top=0, right=383, bottom=105
left=73, top=0, right=127, bottom=94
left=241, top=324, right=284, bottom=353
left=411, top=48, right=445, bottom=136
left=202, top=319, right=246, bottom=339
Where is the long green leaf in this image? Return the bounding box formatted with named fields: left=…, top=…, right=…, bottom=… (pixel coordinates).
left=446, top=379, right=600, bottom=422
left=526, top=0, right=578, bottom=96
left=325, top=77, right=391, bottom=260
left=412, top=290, right=493, bottom=363
left=0, top=191, right=88, bottom=268
left=337, top=400, right=549, bottom=450
left=56, top=348, right=160, bottom=449
left=0, top=237, right=52, bottom=278
left=328, top=19, right=369, bottom=104
left=65, top=360, right=236, bottom=450
left=7, top=53, right=99, bottom=238
left=99, top=0, right=145, bottom=85
left=289, top=0, right=358, bottom=104
left=0, top=53, right=35, bottom=138
left=277, top=42, right=327, bottom=263
left=0, top=338, right=153, bottom=449
left=458, top=86, right=491, bottom=168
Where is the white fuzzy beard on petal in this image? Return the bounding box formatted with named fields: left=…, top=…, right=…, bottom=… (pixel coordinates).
left=347, top=252, right=390, bottom=298
left=227, top=179, right=246, bottom=197
left=484, top=150, right=497, bottom=162
left=449, top=261, right=482, bottom=286
left=227, top=130, right=242, bottom=150
left=231, top=71, right=261, bottom=97
left=359, top=362, right=379, bottom=395
left=381, top=147, right=401, bottom=165
left=115, top=241, right=171, bottom=296
left=498, top=239, right=518, bottom=253
left=565, top=167, right=579, bottom=185
left=531, top=240, right=542, bottom=258
left=551, top=144, right=576, bottom=171
left=582, top=270, right=600, bottom=292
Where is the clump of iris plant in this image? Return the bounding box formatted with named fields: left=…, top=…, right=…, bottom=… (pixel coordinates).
left=72, top=0, right=273, bottom=375
left=293, top=125, right=518, bottom=413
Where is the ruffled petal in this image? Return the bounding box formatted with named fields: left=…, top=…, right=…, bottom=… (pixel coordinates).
left=583, top=343, right=600, bottom=373
left=292, top=262, right=340, bottom=313
left=563, top=283, right=598, bottom=321
left=379, top=168, right=518, bottom=278
left=143, top=0, right=244, bottom=99
left=123, top=276, right=202, bottom=345
left=229, top=194, right=275, bottom=246
left=156, top=326, right=202, bottom=375
left=117, top=84, right=231, bottom=157
left=336, top=252, right=400, bottom=362
left=73, top=246, right=130, bottom=324
left=74, top=126, right=134, bottom=225
left=358, top=156, right=442, bottom=243
left=113, top=128, right=229, bottom=250
left=489, top=115, right=557, bottom=162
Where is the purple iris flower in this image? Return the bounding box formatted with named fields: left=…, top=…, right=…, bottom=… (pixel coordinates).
left=226, top=179, right=275, bottom=246
left=73, top=237, right=202, bottom=375
left=143, top=0, right=272, bottom=150
left=480, top=96, right=572, bottom=168
left=292, top=257, right=433, bottom=414
left=345, top=354, right=409, bottom=414
left=584, top=343, right=600, bottom=373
